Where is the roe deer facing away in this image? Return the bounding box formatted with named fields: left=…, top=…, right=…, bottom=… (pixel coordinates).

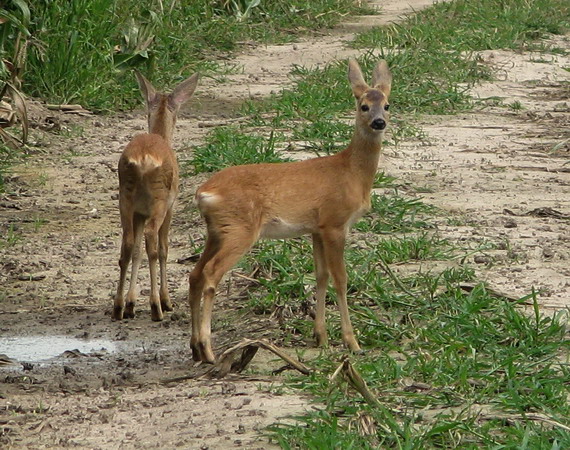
left=189, top=59, right=392, bottom=363
left=113, top=71, right=199, bottom=322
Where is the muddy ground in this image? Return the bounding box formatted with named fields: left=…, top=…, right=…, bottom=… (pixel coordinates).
left=1, top=0, right=569, bottom=448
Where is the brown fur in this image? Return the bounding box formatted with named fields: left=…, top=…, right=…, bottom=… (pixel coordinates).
left=113, top=72, right=198, bottom=322
left=189, top=59, right=392, bottom=363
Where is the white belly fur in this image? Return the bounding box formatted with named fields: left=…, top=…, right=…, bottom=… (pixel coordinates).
left=347, top=208, right=367, bottom=229
left=260, top=218, right=311, bottom=239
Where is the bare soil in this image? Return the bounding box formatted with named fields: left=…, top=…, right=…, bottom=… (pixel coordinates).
left=1, top=1, right=569, bottom=448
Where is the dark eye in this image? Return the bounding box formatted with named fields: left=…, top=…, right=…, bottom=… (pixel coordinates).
left=384, top=104, right=390, bottom=111
left=361, top=104, right=369, bottom=112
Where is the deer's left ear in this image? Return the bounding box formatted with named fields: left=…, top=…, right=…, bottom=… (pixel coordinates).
left=169, top=73, right=200, bottom=109
left=348, top=59, right=369, bottom=99
left=371, top=60, right=392, bottom=98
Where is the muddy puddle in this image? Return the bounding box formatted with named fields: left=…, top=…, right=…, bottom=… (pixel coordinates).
left=0, top=335, right=119, bottom=365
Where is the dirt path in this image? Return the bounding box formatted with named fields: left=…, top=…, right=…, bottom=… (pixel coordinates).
left=1, top=1, right=569, bottom=448
left=394, top=42, right=570, bottom=310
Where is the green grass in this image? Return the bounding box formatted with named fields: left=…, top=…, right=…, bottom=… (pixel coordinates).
left=188, top=127, right=289, bottom=174
left=5, top=0, right=569, bottom=446
left=353, top=0, right=569, bottom=113
left=268, top=285, right=570, bottom=448
left=355, top=0, right=569, bottom=51
left=180, top=1, right=570, bottom=448
left=355, top=192, right=436, bottom=234
left=20, top=0, right=368, bottom=111
left=0, top=223, right=21, bottom=248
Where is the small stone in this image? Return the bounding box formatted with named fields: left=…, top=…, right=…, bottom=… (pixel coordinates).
left=474, top=255, right=490, bottom=264
left=504, top=219, right=517, bottom=228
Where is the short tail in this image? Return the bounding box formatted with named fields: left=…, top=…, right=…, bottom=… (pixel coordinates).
left=126, top=154, right=162, bottom=175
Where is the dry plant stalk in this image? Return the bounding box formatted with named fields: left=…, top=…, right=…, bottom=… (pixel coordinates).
left=205, top=338, right=312, bottom=379
left=0, top=82, right=29, bottom=149
left=480, top=412, right=570, bottom=432
left=330, top=356, right=380, bottom=407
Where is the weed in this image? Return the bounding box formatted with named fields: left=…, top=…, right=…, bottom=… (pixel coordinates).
left=355, top=192, right=436, bottom=233
left=269, top=276, right=570, bottom=447
left=189, top=128, right=289, bottom=174
left=32, top=216, right=47, bottom=232
left=23, top=0, right=368, bottom=111
left=0, top=224, right=21, bottom=248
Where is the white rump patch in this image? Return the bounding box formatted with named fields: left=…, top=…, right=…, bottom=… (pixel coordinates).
left=196, top=191, right=220, bottom=207
left=129, top=154, right=162, bottom=168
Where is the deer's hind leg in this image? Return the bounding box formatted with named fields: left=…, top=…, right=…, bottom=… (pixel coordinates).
left=158, top=207, right=174, bottom=313
left=193, top=228, right=256, bottom=363
left=121, top=212, right=146, bottom=319
left=188, top=235, right=219, bottom=362
left=144, top=202, right=172, bottom=322
left=113, top=205, right=135, bottom=320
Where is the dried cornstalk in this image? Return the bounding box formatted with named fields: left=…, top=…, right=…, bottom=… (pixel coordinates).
left=330, top=356, right=380, bottom=407
left=204, top=338, right=312, bottom=379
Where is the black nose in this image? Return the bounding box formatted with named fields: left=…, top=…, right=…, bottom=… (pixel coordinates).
left=371, top=118, right=386, bottom=130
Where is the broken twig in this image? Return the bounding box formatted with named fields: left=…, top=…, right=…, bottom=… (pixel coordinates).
left=330, top=356, right=380, bottom=407
left=205, top=339, right=311, bottom=379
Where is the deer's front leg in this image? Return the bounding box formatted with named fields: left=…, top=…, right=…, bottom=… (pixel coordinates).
left=312, top=233, right=330, bottom=347
left=321, top=228, right=361, bottom=353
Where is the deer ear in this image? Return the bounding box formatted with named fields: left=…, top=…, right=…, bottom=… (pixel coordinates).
left=134, top=71, right=158, bottom=106
left=348, top=59, right=368, bottom=99
left=371, top=60, right=392, bottom=98
left=169, top=73, right=200, bottom=108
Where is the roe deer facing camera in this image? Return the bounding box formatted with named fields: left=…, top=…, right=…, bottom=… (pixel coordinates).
left=189, top=59, right=391, bottom=363
left=113, top=71, right=199, bottom=322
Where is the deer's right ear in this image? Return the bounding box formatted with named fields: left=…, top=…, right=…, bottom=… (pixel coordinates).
left=348, top=59, right=368, bottom=99
left=135, top=71, right=157, bottom=106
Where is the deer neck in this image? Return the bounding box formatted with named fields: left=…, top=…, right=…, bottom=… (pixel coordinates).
left=148, top=103, right=175, bottom=145
left=343, top=129, right=383, bottom=192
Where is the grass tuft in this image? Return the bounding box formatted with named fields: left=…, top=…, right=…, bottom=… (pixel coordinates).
left=188, top=128, right=289, bottom=174
left=21, top=0, right=369, bottom=111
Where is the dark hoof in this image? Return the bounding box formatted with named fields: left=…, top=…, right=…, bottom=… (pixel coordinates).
left=124, top=303, right=135, bottom=319
left=161, top=301, right=174, bottom=312
left=111, top=307, right=124, bottom=321
left=150, top=304, right=163, bottom=322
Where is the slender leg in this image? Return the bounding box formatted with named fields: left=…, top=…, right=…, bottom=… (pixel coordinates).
left=145, top=214, right=164, bottom=321
left=312, top=233, right=329, bottom=347
left=158, top=208, right=174, bottom=312
left=320, top=227, right=361, bottom=352
left=197, top=231, right=255, bottom=363
left=113, top=216, right=134, bottom=320
left=188, top=236, right=218, bottom=362
left=124, top=213, right=146, bottom=318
